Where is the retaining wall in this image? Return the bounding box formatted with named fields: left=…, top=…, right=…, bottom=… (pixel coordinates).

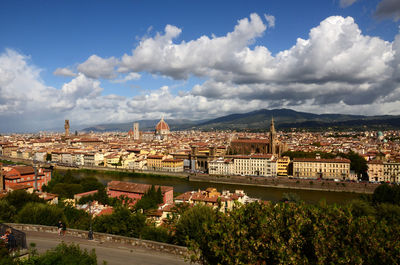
left=6, top=223, right=187, bottom=257
left=190, top=174, right=377, bottom=194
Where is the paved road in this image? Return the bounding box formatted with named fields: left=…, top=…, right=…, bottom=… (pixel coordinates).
left=25, top=231, right=189, bottom=265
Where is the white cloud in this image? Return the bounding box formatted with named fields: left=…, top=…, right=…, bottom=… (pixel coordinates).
left=2, top=13, right=400, bottom=132
left=119, top=13, right=266, bottom=79
left=77, top=55, right=119, bottom=79
left=264, top=14, right=275, bottom=28
left=111, top=72, right=141, bottom=83
left=53, top=67, right=77, bottom=77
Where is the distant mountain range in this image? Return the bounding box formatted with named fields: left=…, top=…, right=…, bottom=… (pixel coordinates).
left=81, top=108, right=400, bottom=132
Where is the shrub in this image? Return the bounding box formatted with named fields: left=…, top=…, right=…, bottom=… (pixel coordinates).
left=17, top=202, right=66, bottom=226
left=23, top=242, right=97, bottom=265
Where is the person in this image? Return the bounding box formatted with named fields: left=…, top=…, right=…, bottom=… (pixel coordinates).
left=1, top=229, right=10, bottom=243
left=57, top=220, right=63, bottom=236
left=62, top=222, right=67, bottom=236
left=6, top=229, right=16, bottom=252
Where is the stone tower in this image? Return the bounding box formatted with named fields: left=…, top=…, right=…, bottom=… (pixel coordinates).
left=268, top=117, right=277, bottom=155
left=133, top=122, right=139, bottom=140
left=64, top=120, right=70, bottom=138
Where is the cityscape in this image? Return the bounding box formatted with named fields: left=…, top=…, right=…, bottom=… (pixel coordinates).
left=1, top=0, right=400, bottom=264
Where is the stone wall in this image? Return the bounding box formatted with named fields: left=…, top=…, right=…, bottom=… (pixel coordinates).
left=6, top=223, right=187, bottom=257
left=190, top=174, right=377, bottom=194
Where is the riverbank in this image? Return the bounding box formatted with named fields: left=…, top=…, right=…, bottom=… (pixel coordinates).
left=1, top=156, right=375, bottom=194
left=189, top=174, right=377, bottom=194
left=55, top=165, right=189, bottom=179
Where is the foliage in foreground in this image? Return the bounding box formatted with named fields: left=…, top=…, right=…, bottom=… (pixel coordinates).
left=0, top=242, right=98, bottom=265
left=182, top=202, right=400, bottom=265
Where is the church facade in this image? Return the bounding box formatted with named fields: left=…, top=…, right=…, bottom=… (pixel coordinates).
left=228, top=118, right=287, bottom=156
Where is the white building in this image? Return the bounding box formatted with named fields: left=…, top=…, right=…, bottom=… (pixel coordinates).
left=209, top=154, right=277, bottom=177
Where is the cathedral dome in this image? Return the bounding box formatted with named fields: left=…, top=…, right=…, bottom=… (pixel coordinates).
left=155, top=117, right=170, bottom=135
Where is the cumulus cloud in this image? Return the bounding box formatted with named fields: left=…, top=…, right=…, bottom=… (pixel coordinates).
left=264, top=14, right=275, bottom=28
left=374, top=0, right=400, bottom=21
left=119, top=13, right=266, bottom=79
left=77, top=55, right=119, bottom=79
left=340, top=0, right=358, bottom=8
left=2, top=13, right=400, bottom=132
left=111, top=72, right=141, bottom=83
left=53, top=67, right=77, bottom=77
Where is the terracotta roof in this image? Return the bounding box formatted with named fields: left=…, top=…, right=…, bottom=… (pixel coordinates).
left=231, top=139, right=268, bottom=144
left=98, top=207, right=113, bottom=216
left=147, top=155, right=164, bottom=159
left=74, top=190, right=98, bottom=197
left=13, top=166, right=35, bottom=175
left=107, top=180, right=173, bottom=194
left=7, top=183, right=31, bottom=190
left=155, top=118, right=170, bottom=131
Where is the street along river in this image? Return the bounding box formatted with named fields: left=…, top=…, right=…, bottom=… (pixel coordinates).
left=60, top=169, right=361, bottom=204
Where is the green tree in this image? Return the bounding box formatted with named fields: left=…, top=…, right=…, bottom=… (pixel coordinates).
left=46, top=153, right=52, bottom=161
left=21, top=242, right=97, bottom=265
left=0, top=200, right=17, bottom=222
left=134, top=185, right=164, bottom=211
left=175, top=205, right=217, bottom=247
left=93, top=207, right=146, bottom=238
left=4, top=190, right=45, bottom=212
left=51, top=183, right=84, bottom=198
left=80, top=176, right=104, bottom=192
left=17, top=202, right=66, bottom=226
left=339, top=150, right=368, bottom=178
left=186, top=202, right=400, bottom=265
left=372, top=184, right=400, bottom=205
left=60, top=203, right=90, bottom=230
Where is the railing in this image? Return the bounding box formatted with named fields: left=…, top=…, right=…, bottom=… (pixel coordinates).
left=0, top=223, right=27, bottom=249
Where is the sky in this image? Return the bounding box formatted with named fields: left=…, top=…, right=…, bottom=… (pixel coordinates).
left=1, top=0, right=400, bottom=132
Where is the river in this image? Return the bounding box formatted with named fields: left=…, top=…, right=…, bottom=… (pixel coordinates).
left=60, top=169, right=361, bottom=204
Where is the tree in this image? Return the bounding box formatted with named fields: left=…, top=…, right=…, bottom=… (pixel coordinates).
left=175, top=205, right=217, bottom=247
left=339, top=150, right=368, bottom=178
left=51, top=183, right=84, bottom=198
left=134, top=185, right=164, bottom=211
left=46, top=153, right=52, bottom=161
left=93, top=207, right=146, bottom=238
left=372, top=184, right=400, bottom=205
left=4, top=190, right=45, bottom=212
left=17, top=202, right=66, bottom=226
left=0, top=200, right=16, bottom=222
left=21, top=242, right=97, bottom=265
left=186, top=202, right=400, bottom=265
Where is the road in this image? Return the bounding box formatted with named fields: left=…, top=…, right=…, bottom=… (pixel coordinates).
left=25, top=231, right=189, bottom=265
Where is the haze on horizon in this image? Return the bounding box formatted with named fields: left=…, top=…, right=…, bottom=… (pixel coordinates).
left=1, top=0, right=400, bottom=133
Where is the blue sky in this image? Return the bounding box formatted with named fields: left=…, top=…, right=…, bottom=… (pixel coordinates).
left=1, top=0, right=400, bottom=132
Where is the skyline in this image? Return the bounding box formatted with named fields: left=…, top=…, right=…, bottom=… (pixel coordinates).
left=1, top=0, right=400, bottom=132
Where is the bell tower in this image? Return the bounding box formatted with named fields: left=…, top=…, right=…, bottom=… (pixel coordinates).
left=64, top=120, right=70, bottom=138
left=269, top=117, right=277, bottom=155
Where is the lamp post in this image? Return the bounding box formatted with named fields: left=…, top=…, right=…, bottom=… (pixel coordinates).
left=88, top=201, right=93, bottom=240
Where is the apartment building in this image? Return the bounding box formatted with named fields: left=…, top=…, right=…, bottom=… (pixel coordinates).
left=383, top=161, right=400, bottom=183
left=209, top=154, right=277, bottom=177
left=367, top=160, right=384, bottom=182
left=293, top=158, right=351, bottom=180
left=277, top=156, right=290, bottom=176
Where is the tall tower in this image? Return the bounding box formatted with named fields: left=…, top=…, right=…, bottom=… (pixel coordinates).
left=269, top=117, right=277, bottom=155
left=133, top=122, right=139, bottom=140
left=64, top=120, right=70, bottom=138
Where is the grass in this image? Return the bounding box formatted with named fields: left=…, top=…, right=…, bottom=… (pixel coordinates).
left=0, top=159, right=27, bottom=165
